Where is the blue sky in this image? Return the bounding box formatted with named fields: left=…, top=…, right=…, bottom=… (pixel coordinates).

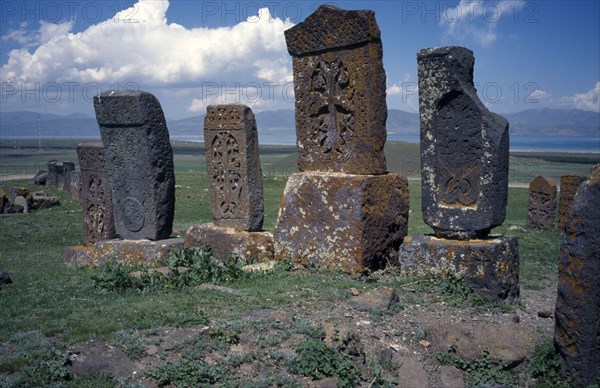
left=1, top=0, right=599, bottom=119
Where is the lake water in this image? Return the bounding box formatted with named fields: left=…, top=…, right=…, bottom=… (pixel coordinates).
left=174, top=134, right=600, bottom=153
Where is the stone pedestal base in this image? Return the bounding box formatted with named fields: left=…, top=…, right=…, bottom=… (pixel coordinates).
left=398, top=234, right=519, bottom=301
left=273, top=172, right=409, bottom=274
left=65, top=238, right=184, bottom=268
left=184, top=223, right=273, bottom=261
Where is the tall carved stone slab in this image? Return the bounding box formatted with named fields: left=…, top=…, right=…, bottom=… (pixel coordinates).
left=77, top=142, right=116, bottom=244
left=526, top=176, right=557, bottom=229
left=46, top=160, right=75, bottom=191
left=284, top=5, right=387, bottom=174
left=418, top=46, right=509, bottom=239
left=554, top=165, right=600, bottom=387
left=204, top=104, right=264, bottom=232
left=94, top=90, right=175, bottom=240
left=558, top=174, right=586, bottom=227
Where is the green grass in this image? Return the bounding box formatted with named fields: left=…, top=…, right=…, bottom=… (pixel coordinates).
left=0, top=139, right=589, bottom=386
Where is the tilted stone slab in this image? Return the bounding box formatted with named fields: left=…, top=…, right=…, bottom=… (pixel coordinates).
left=558, top=174, right=586, bottom=227
left=526, top=176, right=557, bottom=229
left=204, top=104, right=264, bottom=231
left=69, top=171, right=81, bottom=201
left=284, top=5, right=387, bottom=174
left=185, top=223, right=274, bottom=262
left=77, top=142, right=117, bottom=244
left=273, top=172, right=409, bottom=273
left=94, top=90, right=175, bottom=240
left=554, top=165, right=600, bottom=387
left=398, top=234, right=519, bottom=301
left=418, top=46, right=509, bottom=239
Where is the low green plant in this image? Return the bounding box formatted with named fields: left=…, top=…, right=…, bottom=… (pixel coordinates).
left=436, top=346, right=518, bottom=386
left=112, top=329, right=148, bottom=360
left=288, top=338, right=360, bottom=387
left=209, top=326, right=239, bottom=345
left=22, top=350, right=70, bottom=386
left=528, top=339, right=575, bottom=387
left=146, top=359, right=232, bottom=387
left=91, top=247, right=246, bottom=293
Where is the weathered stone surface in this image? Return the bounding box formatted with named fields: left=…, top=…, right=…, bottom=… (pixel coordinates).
left=65, top=238, right=184, bottom=268
left=428, top=322, right=538, bottom=368
left=94, top=90, right=175, bottom=240
left=274, top=172, right=409, bottom=273
left=46, top=161, right=75, bottom=191
left=396, top=357, right=428, bottom=388
left=398, top=234, right=519, bottom=301
left=46, top=160, right=59, bottom=187
left=77, top=142, right=117, bottom=244
left=204, top=104, right=264, bottom=231
left=439, top=365, right=465, bottom=388
left=284, top=5, right=387, bottom=174
left=30, top=191, right=60, bottom=210
left=184, top=223, right=273, bottom=262
left=33, top=170, right=47, bottom=185
left=69, top=170, right=81, bottom=201
left=0, top=188, right=7, bottom=213
left=347, top=286, right=399, bottom=311
left=61, top=162, right=76, bottom=192
left=14, top=196, right=29, bottom=213
left=554, top=166, right=600, bottom=387
left=418, top=46, right=509, bottom=239
left=526, top=175, right=557, bottom=229
left=558, top=174, right=586, bottom=227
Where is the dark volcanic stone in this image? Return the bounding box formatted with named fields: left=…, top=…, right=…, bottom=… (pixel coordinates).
left=558, top=174, right=586, bottom=227
left=94, top=90, right=175, bottom=240
left=398, top=234, right=520, bottom=301
left=554, top=165, right=600, bottom=387
left=33, top=170, right=47, bottom=185
left=418, top=46, right=509, bottom=239
left=273, top=172, right=409, bottom=274
left=284, top=5, right=387, bottom=174
left=204, top=104, right=264, bottom=231
left=526, top=176, right=557, bottom=229
left=46, top=160, right=58, bottom=187
left=77, top=142, right=117, bottom=244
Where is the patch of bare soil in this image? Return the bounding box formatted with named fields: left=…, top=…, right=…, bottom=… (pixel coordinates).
left=67, top=273, right=558, bottom=387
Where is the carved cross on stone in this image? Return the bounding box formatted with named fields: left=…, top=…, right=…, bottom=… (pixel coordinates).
left=209, top=131, right=242, bottom=219
left=307, top=59, right=354, bottom=159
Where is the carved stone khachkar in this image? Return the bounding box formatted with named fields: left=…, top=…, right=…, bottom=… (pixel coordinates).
left=77, top=142, right=116, bottom=244
left=398, top=46, right=518, bottom=301
left=185, top=105, right=273, bottom=262
left=46, top=160, right=76, bottom=192
left=526, top=176, right=557, bottom=229
left=284, top=5, right=387, bottom=175
left=94, top=90, right=175, bottom=241
left=69, top=171, right=81, bottom=201
left=554, top=165, right=599, bottom=387
left=274, top=6, right=409, bottom=273
left=418, top=46, right=509, bottom=239
left=558, top=174, right=586, bottom=227
left=204, top=104, right=263, bottom=231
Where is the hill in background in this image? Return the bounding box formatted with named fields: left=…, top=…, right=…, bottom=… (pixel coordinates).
left=1, top=108, right=598, bottom=141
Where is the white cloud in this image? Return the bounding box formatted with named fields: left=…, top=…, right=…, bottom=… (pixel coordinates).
left=1, top=0, right=294, bottom=87
left=529, top=89, right=551, bottom=101
left=562, top=82, right=600, bottom=112
left=386, top=76, right=419, bottom=112
left=440, top=0, right=524, bottom=47
left=386, top=84, right=402, bottom=96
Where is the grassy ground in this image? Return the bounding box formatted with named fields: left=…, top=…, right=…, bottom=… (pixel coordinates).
left=0, top=139, right=590, bottom=386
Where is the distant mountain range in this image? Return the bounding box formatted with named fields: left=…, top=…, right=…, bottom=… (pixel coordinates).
left=1, top=108, right=598, bottom=141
